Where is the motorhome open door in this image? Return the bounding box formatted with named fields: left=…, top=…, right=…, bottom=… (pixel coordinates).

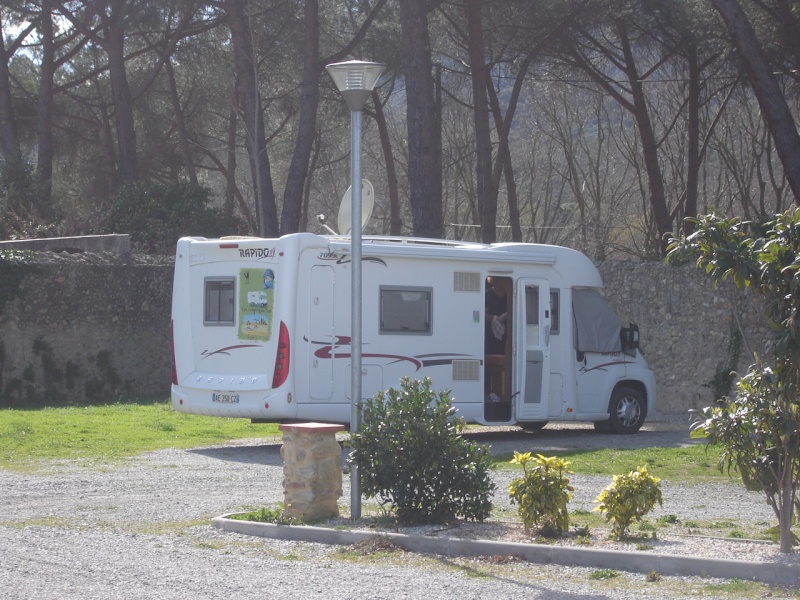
left=514, top=279, right=551, bottom=422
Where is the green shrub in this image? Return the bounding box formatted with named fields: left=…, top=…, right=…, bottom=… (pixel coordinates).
left=348, top=377, right=495, bottom=525
left=508, top=452, right=574, bottom=536
left=0, top=162, right=56, bottom=239
left=106, top=180, right=244, bottom=253
left=593, top=465, right=663, bottom=540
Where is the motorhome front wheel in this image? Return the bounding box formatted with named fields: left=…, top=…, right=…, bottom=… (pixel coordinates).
left=608, top=386, right=646, bottom=434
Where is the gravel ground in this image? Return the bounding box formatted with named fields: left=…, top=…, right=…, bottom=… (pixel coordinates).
left=2, top=414, right=799, bottom=599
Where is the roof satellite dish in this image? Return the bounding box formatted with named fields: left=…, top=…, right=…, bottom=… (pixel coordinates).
left=338, top=179, right=374, bottom=236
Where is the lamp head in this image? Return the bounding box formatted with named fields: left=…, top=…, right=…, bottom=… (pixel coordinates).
left=325, top=60, right=385, bottom=111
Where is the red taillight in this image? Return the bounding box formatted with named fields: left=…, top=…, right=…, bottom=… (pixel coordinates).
left=170, top=320, right=178, bottom=385
left=272, top=321, right=290, bottom=388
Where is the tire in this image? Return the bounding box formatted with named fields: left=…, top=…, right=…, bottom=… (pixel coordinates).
left=608, top=386, right=646, bottom=434
left=520, top=421, right=548, bottom=432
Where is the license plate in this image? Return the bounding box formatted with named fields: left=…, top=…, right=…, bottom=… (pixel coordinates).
left=212, top=392, right=240, bottom=404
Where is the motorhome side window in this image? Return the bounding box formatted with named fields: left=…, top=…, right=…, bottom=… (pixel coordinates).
left=524, top=288, right=560, bottom=334
left=379, top=286, right=432, bottom=335
left=204, top=278, right=235, bottom=325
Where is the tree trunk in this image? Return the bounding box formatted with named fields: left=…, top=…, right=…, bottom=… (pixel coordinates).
left=280, top=0, right=319, bottom=235
left=225, top=0, right=278, bottom=236
left=280, top=0, right=387, bottom=233
left=98, top=101, right=119, bottom=199
left=398, top=0, right=443, bottom=238
left=779, top=445, right=794, bottom=554
left=300, top=128, right=321, bottom=233
left=165, top=57, right=198, bottom=185
left=503, top=154, right=522, bottom=242
left=0, top=10, right=21, bottom=169
left=711, top=0, right=800, bottom=206
left=107, top=0, right=139, bottom=185
left=225, top=104, right=241, bottom=223
left=463, top=0, right=495, bottom=243
left=618, top=21, right=672, bottom=255
left=684, top=45, right=700, bottom=235
left=36, top=0, right=56, bottom=214
left=198, top=99, right=255, bottom=230
left=372, top=89, right=401, bottom=235
left=487, top=53, right=536, bottom=244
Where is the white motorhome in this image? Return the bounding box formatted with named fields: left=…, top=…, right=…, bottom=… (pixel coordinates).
left=170, top=233, right=656, bottom=433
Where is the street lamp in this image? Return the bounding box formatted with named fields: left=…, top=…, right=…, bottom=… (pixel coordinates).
left=326, top=60, right=384, bottom=520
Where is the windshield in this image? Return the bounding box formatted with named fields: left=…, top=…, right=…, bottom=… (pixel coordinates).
left=572, top=289, right=622, bottom=353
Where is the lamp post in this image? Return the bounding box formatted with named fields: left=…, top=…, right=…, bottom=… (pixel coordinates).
left=325, top=60, right=384, bottom=520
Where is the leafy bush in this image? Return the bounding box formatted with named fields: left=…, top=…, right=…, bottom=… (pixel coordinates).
left=667, top=209, right=800, bottom=553
left=691, top=363, right=800, bottom=548
left=0, top=162, right=57, bottom=240
left=348, top=377, right=495, bottom=525
left=692, top=364, right=800, bottom=495
left=106, top=180, right=244, bottom=253
left=593, top=465, right=663, bottom=540
left=508, top=452, right=574, bottom=536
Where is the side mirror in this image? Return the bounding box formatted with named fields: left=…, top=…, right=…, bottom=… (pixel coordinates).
left=621, top=323, right=640, bottom=354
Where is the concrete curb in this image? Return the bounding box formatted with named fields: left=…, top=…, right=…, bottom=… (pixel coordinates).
left=212, top=515, right=800, bottom=587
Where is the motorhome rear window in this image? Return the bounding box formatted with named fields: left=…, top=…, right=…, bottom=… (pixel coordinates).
left=204, top=278, right=235, bottom=325
left=379, top=286, right=432, bottom=335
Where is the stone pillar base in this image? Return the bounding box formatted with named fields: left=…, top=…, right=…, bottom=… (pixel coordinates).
left=279, top=422, right=345, bottom=521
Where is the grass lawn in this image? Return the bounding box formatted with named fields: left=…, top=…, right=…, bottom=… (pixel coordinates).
left=493, top=444, right=726, bottom=482
left=0, top=396, right=280, bottom=470
left=1, top=396, right=727, bottom=486
left=4, top=399, right=794, bottom=600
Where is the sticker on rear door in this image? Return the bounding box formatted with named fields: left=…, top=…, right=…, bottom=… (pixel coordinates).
left=238, top=268, right=274, bottom=341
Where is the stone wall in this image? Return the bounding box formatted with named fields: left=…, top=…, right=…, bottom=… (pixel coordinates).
left=0, top=252, right=174, bottom=406
left=599, top=259, right=767, bottom=414
left=0, top=250, right=770, bottom=414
